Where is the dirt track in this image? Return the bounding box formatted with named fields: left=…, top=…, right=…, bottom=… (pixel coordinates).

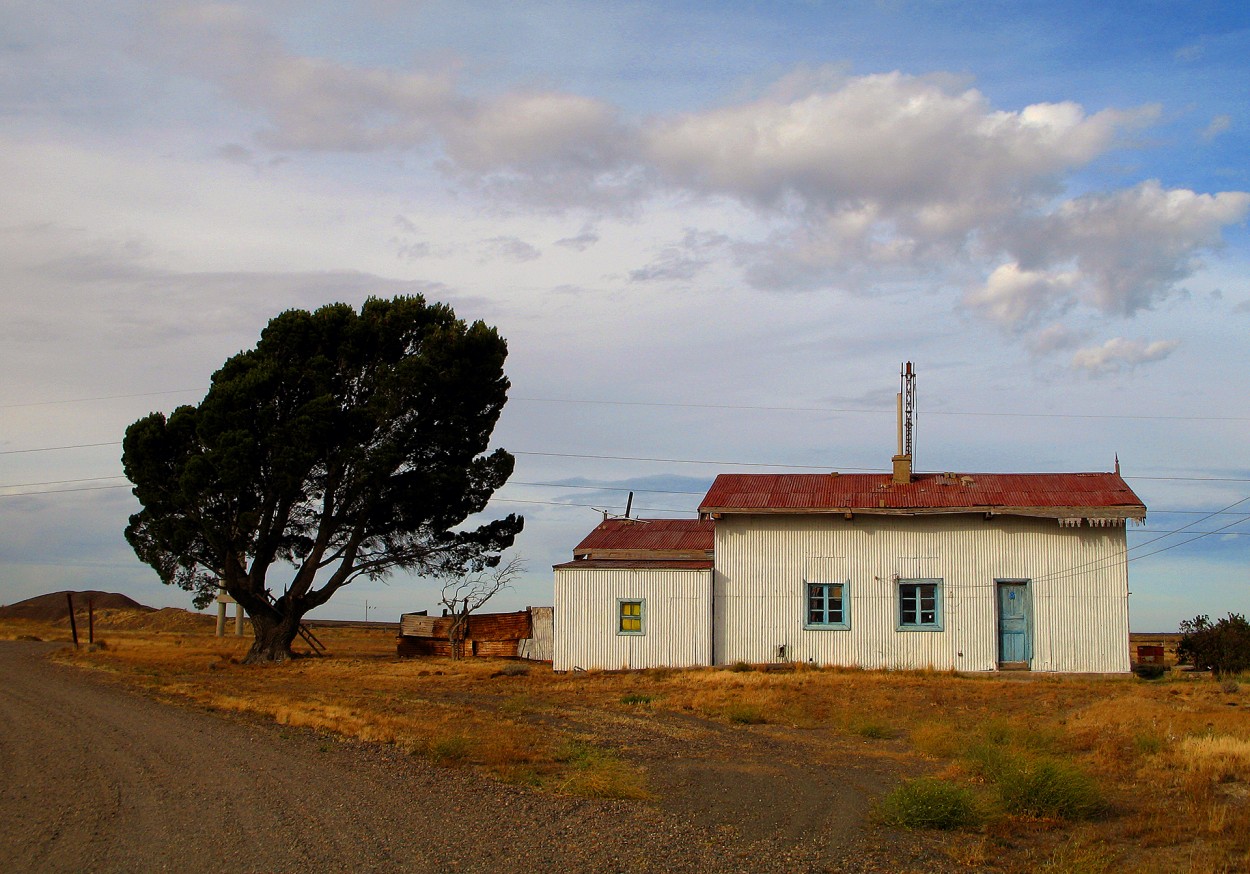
left=0, top=641, right=946, bottom=873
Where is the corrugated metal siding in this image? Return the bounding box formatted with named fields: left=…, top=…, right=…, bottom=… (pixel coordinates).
left=713, top=514, right=1129, bottom=672
left=553, top=567, right=713, bottom=671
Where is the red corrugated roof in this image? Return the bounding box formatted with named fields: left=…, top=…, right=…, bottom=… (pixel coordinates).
left=698, top=472, right=1146, bottom=517
left=553, top=558, right=713, bottom=570
left=572, top=518, right=714, bottom=555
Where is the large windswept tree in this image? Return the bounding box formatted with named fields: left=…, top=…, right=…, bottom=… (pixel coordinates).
left=122, top=296, right=523, bottom=663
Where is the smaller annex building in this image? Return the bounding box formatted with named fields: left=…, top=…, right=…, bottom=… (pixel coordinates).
left=553, top=518, right=715, bottom=671
left=553, top=466, right=1146, bottom=673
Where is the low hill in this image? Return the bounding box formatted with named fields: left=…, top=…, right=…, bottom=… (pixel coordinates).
left=0, top=590, right=154, bottom=622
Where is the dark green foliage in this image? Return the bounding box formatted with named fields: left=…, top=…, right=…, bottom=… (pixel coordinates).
left=122, top=296, right=522, bottom=663
left=878, top=777, right=981, bottom=830
left=1178, top=613, right=1250, bottom=676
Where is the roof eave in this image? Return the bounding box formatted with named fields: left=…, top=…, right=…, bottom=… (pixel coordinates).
left=700, top=505, right=1147, bottom=520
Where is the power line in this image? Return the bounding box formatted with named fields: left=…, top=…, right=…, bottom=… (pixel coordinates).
left=513, top=396, right=1250, bottom=423
left=0, top=475, right=127, bottom=489
left=0, top=389, right=201, bottom=409
left=0, top=484, right=132, bottom=499
left=513, top=450, right=877, bottom=471
left=0, top=441, right=122, bottom=455
left=7, top=387, right=1247, bottom=423
left=1128, top=515, right=1250, bottom=562
left=1033, top=492, right=1250, bottom=583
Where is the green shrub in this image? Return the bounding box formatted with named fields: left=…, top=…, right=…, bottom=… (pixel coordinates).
left=620, top=693, right=652, bottom=705
left=1178, top=613, right=1250, bottom=676
left=998, top=759, right=1105, bottom=821
left=965, top=742, right=1020, bottom=783
left=878, top=777, right=981, bottom=830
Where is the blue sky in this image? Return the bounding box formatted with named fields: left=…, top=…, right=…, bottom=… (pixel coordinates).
left=1, top=1, right=1246, bottom=630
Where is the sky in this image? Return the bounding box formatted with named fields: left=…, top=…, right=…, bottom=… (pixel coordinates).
left=1, top=0, right=1247, bottom=631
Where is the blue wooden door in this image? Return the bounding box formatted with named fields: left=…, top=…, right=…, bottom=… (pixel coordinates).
left=998, top=583, right=1029, bottom=664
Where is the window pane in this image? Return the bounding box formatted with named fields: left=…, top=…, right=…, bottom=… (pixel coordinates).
left=619, top=601, right=643, bottom=632
left=900, top=587, right=917, bottom=624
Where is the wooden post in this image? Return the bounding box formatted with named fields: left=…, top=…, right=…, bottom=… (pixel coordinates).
left=88, top=597, right=95, bottom=644
left=66, top=592, right=79, bottom=649
left=235, top=603, right=245, bottom=637
left=216, top=586, right=227, bottom=637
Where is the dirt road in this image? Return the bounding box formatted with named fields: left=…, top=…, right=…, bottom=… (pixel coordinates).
left=0, top=642, right=943, bottom=873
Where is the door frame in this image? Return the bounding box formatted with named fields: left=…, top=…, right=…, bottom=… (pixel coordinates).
left=995, top=579, right=1032, bottom=669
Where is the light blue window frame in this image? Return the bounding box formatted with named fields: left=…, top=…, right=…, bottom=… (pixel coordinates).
left=804, top=580, right=850, bottom=630
left=897, top=578, right=943, bottom=631
left=616, top=598, right=646, bottom=635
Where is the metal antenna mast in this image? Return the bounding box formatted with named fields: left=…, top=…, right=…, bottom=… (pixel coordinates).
left=901, top=362, right=916, bottom=461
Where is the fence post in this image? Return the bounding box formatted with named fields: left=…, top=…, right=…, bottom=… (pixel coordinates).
left=66, top=592, right=79, bottom=649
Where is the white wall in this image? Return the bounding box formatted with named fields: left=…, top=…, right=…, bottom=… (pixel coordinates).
left=553, top=566, right=713, bottom=671
left=712, top=513, right=1131, bottom=673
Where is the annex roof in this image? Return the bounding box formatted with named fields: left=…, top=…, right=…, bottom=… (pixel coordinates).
left=553, top=558, right=713, bottom=571
left=570, top=518, right=714, bottom=561
left=698, top=472, right=1146, bottom=520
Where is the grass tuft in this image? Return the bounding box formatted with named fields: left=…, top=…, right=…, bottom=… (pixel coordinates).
left=878, top=777, right=982, bottom=830
left=429, top=733, right=473, bottom=763
left=853, top=721, right=897, bottom=740
left=998, top=759, right=1105, bottom=821
left=724, top=703, right=767, bottom=724
left=620, top=693, right=653, bottom=705
left=1179, top=735, right=1250, bottom=783
left=555, top=740, right=649, bottom=800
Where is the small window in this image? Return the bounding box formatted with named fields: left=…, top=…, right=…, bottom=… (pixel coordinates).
left=898, top=579, right=942, bottom=630
left=805, top=581, right=849, bottom=629
left=617, top=599, right=645, bottom=635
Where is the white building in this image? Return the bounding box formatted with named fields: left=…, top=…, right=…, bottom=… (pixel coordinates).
left=553, top=466, right=1146, bottom=673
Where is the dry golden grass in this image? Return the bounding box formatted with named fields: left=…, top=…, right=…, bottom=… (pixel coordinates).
left=7, top=616, right=1249, bottom=873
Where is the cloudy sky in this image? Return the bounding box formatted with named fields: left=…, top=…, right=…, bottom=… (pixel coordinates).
left=2, top=1, right=1246, bottom=630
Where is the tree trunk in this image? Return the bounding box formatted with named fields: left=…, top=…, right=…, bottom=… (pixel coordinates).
left=243, top=607, right=304, bottom=664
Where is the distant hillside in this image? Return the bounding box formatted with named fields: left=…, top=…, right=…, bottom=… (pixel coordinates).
left=0, top=590, right=154, bottom=622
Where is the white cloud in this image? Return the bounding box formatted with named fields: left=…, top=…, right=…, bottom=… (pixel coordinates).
left=964, top=263, right=1079, bottom=328
left=643, top=71, right=1152, bottom=233
left=629, top=229, right=730, bottom=283
left=1027, top=322, right=1088, bottom=355
left=1070, top=337, right=1180, bottom=374
left=479, top=236, right=542, bottom=263
left=1203, top=114, right=1231, bottom=140
left=1028, top=181, right=1250, bottom=317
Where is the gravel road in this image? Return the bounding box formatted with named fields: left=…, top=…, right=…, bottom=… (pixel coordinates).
left=0, top=641, right=948, bottom=873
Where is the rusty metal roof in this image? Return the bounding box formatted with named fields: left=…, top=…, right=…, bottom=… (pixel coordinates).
left=698, top=472, right=1146, bottom=518
left=553, top=558, right=714, bottom=571
left=572, top=518, right=714, bottom=557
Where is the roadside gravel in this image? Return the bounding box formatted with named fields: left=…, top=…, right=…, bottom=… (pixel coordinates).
left=0, top=641, right=955, bottom=873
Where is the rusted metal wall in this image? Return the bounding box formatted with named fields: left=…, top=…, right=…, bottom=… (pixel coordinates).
left=713, top=513, right=1131, bottom=673
left=553, top=567, right=713, bottom=671
left=397, top=609, right=533, bottom=658
left=518, top=606, right=553, bottom=662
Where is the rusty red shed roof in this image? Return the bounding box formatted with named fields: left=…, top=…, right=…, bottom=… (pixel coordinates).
left=571, top=518, right=714, bottom=559
left=698, top=472, right=1146, bottom=519
left=553, top=558, right=713, bottom=571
